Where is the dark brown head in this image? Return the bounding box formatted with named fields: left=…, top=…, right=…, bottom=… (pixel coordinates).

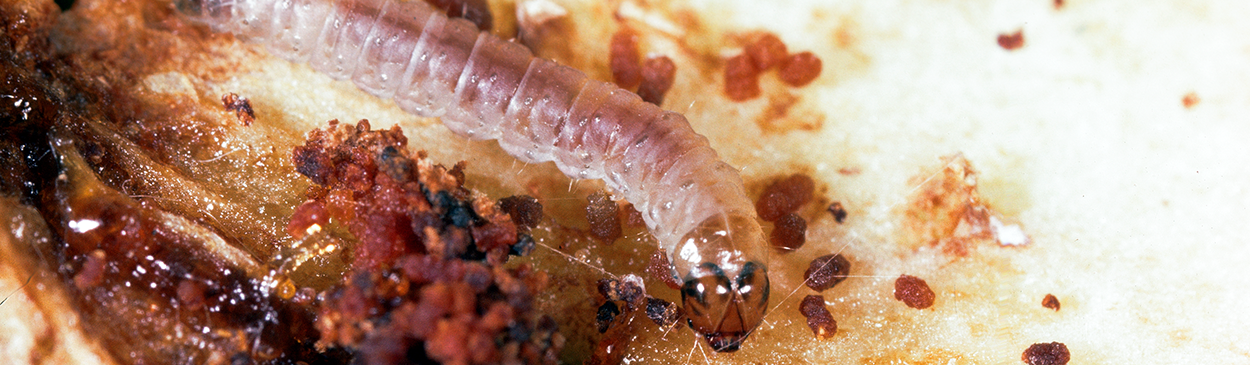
left=681, top=261, right=769, bottom=352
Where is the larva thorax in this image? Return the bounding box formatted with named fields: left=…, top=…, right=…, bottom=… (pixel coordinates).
left=174, top=0, right=769, bottom=352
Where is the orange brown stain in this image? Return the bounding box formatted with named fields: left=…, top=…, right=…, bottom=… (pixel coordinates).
left=754, top=91, right=827, bottom=133
left=900, top=155, right=1002, bottom=257
left=1182, top=92, right=1200, bottom=109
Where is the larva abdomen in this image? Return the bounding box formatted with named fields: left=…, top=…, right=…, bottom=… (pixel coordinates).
left=266, top=0, right=332, bottom=62
left=441, top=33, right=533, bottom=139
left=500, top=58, right=587, bottom=164
left=351, top=0, right=434, bottom=98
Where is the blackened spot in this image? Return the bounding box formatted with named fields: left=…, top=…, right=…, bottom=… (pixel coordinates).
left=378, top=146, right=413, bottom=181
left=54, top=0, right=74, bottom=11
left=827, top=201, right=848, bottom=223
left=596, top=301, right=621, bottom=333
left=436, top=191, right=477, bottom=228
left=510, top=234, right=535, bottom=256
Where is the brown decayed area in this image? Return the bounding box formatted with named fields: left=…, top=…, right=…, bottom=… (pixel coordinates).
left=894, top=274, right=937, bottom=309
left=1042, top=294, right=1061, bottom=311
left=294, top=120, right=562, bottom=364
left=998, top=29, right=1026, bottom=50
left=901, top=155, right=1002, bottom=256
left=1022, top=342, right=1071, bottom=365
left=803, top=254, right=851, bottom=292
left=57, top=135, right=333, bottom=363
left=799, top=295, right=837, bottom=339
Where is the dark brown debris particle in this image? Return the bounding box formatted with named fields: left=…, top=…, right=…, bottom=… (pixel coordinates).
left=894, top=274, right=936, bottom=309
left=647, top=249, right=681, bottom=290
left=724, top=53, right=761, bottom=101
left=804, top=254, right=851, bottom=292
left=778, top=51, right=822, bottom=87
left=827, top=201, right=848, bottom=224
left=221, top=92, right=255, bottom=126
left=595, top=275, right=645, bottom=310
left=585, top=191, right=622, bottom=243
left=997, top=29, right=1025, bottom=51
left=1182, top=92, right=1200, bottom=109
left=755, top=173, right=816, bottom=222
left=499, top=195, right=543, bottom=231
left=769, top=213, right=807, bottom=251
left=595, top=301, right=621, bottom=333
left=799, top=295, right=837, bottom=339
left=1022, top=342, right=1070, bottom=365
left=637, top=55, right=677, bottom=105
left=746, top=32, right=788, bottom=70
left=1053, top=0, right=1064, bottom=10
left=1042, top=294, right=1061, bottom=311
left=609, top=28, right=643, bottom=89
left=645, top=297, right=681, bottom=328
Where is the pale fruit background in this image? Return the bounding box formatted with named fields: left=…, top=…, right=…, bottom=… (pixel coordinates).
left=2, top=0, right=1249, bottom=363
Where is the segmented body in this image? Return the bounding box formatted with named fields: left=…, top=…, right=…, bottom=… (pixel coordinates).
left=175, top=0, right=769, bottom=351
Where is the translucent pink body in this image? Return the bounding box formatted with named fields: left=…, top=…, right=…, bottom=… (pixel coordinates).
left=177, top=0, right=769, bottom=351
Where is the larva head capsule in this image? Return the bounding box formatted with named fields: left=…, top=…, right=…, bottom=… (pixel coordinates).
left=676, top=212, right=769, bottom=352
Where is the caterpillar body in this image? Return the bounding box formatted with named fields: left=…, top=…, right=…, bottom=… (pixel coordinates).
left=175, top=0, right=769, bottom=351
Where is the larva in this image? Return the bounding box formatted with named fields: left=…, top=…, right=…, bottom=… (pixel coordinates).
left=175, top=0, right=770, bottom=352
